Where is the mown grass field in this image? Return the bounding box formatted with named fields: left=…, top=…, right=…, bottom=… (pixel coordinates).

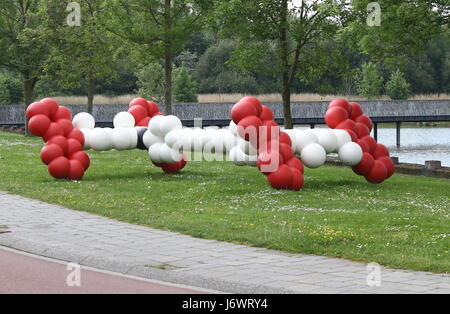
left=0, top=131, right=449, bottom=273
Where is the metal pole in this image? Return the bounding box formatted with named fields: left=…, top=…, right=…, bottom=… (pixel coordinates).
left=374, top=122, right=378, bottom=142
left=396, top=122, right=401, bottom=147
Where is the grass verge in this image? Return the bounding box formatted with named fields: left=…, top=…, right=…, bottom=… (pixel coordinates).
left=0, top=131, right=448, bottom=273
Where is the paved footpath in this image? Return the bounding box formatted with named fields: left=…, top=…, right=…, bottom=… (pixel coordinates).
left=0, top=192, right=448, bottom=294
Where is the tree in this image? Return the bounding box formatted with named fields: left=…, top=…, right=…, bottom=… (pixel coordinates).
left=0, top=0, right=50, bottom=131
left=135, top=62, right=166, bottom=103
left=41, top=0, right=119, bottom=113
left=174, top=66, right=198, bottom=102
left=343, top=1, right=449, bottom=60
left=0, top=70, right=23, bottom=105
left=214, top=0, right=346, bottom=128
left=385, top=69, right=410, bottom=100
left=356, top=62, right=383, bottom=99
left=104, top=0, right=210, bottom=114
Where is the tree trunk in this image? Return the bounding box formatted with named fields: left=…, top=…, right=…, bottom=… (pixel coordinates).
left=279, top=0, right=293, bottom=129
left=163, top=0, right=173, bottom=115
left=23, top=74, right=36, bottom=136
left=87, top=71, right=94, bottom=114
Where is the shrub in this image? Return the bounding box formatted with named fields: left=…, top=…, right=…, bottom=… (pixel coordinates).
left=0, top=71, right=23, bottom=105
left=174, top=66, right=198, bottom=102
left=386, top=69, right=410, bottom=100
left=356, top=62, right=383, bottom=100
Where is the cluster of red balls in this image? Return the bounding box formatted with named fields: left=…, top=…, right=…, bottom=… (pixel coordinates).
left=232, top=97, right=305, bottom=191
left=27, top=98, right=90, bottom=180
left=325, top=98, right=395, bottom=183
left=128, top=98, right=187, bottom=174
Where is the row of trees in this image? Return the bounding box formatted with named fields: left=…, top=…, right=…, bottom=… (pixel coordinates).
left=0, top=0, right=448, bottom=129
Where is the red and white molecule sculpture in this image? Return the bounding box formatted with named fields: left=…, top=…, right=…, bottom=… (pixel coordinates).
left=26, top=96, right=394, bottom=189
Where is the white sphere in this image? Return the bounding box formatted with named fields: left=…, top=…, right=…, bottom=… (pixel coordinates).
left=316, top=129, right=338, bottom=154
left=113, top=112, right=135, bottom=128
left=223, top=130, right=238, bottom=152
left=300, top=143, right=327, bottom=168
left=338, top=142, right=363, bottom=166
left=112, top=128, right=132, bottom=151
left=127, top=128, right=138, bottom=149
left=80, top=128, right=92, bottom=150
left=159, top=144, right=182, bottom=163
left=229, top=146, right=248, bottom=166
left=294, top=130, right=319, bottom=154
left=89, top=128, right=112, bottom=151
left=160, top=115, right=182, bottom=135
left=333, top=129, right=352, bottom=149
left=229, top=120, right=238, bottom=136
left=238, top=138, right=257, bottom=156
left=165, top=129, right=181, bottom=148
left=148, top=115, right=165, bottom=137
left=73, top=112, right=95, bottom=130
left=143, top=130, right=162, bottom=149
left=148, top=143, right=164, bottom=163
left=191, top=129, right=205, bottom=152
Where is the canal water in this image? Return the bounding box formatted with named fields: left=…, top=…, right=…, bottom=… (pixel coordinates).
left=374, top=127, right=450, bottom=167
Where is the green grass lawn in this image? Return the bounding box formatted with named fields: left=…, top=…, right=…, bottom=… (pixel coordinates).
left=0, top=131, right=449, bottom=273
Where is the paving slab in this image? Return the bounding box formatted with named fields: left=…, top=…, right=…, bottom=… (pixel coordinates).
left=0, top=191, right=448, bottom=294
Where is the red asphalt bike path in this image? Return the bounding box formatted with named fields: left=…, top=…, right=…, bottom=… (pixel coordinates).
left=0, top=248, right=207, bottom=294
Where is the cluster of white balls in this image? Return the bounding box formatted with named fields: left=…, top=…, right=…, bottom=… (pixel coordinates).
left=73, top=111, right=362, bottom=169
left=73, top=112, right=139, bottom=151
left=283, top=128, right=363, bottom=168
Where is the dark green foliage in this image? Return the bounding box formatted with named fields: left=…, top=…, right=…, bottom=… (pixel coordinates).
left=386, top=70, right=410, bottom=100
left=174, top=66, right=198, bottom=102
left=0, top=71, right=23, bottom=105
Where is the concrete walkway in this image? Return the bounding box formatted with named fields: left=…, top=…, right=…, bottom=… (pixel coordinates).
left=0, top=192, right=448, bottom=294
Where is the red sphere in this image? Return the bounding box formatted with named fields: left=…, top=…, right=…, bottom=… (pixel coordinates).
left=67, top=138, right=82, bottom=157
left=129, top=98, right=151, bottom=115
left=67, top=128, right=85, bottom=146
left=336, top=119, right=357, bottom=132
left=40, top=144, right=64, bottom=165
left=378, top=156, right=395, bottom=178
left=365, top=160, right=388, bottom=184
left=56, top=119, right=74, bottom=136
left=279, top=131, right=292, bottom=147
left=329, top=98, right=351, bottom=113
left=356, top=139, right=370, bottom=153
left=28, top=114, right=51, bottom=137
left=43, top=122, right=64, bottom=142
left=257, top=151, right=284, bottom=175
left=360, top=136, right=377, bottom=154
left=267, top=164, right=293, bottom=190
left=356, top=114, right=373, bottom=132
left=68, top=159, right=85, bottom=181
left=69, top=151, right=90, bottom=171
left=128, top=105, right=148, bottom=124
left=355, top=122, right=370, bottom=138
left=52, top=106, right=72, bottom=121
left=48, top=135, right=68, bottom=155
left=26, top=102, right=49, bottom=120
left=48, top=156, right=70, bottom=179
left=289, top=168, right=304, bottom=191
left=231, top=101, right=258, bottom=124
left=325, top=107, right=349, bottom=129
left=349, top=102, right=364, bottom=120
left=344, top=129, right=359, bottom=142
left=259, top=105, right=274, bottom=121
left=40, top=98, right=59, bottom=117
left=237, top=115, right=262, bottom=140
left=373, top=143, right=390, bottom=159
left=161, top=161, right=183, bottom=174
left=137, top=117, right=151, bottom=127
left=352, top=152, right=375, bottom=176
left=147, top=101, right=159, bottom=116
left=279, top=143, right=294, bottom=162
left=285, top=157, right=304, bottom=174
left=239, top=96, right=262, bottom=116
